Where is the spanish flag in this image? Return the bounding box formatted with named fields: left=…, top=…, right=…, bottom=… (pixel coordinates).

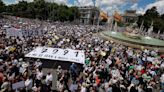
left=113, top=11, right=122, bottom=22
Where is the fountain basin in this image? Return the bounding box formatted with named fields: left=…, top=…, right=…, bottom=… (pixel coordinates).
left=100, top=31, right=164, bottom=52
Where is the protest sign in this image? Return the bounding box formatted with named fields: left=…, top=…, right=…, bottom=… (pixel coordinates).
left=12, top=81, right=25, bottom=90
left=25, top=47, right=85, bottom=64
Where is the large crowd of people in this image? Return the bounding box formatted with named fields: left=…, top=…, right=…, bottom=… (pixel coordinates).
left=0, top=16, right=164, bottom=92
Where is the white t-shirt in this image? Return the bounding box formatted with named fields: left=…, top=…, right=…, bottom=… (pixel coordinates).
left=161, top=63, right=164, bottom=68
left=110, top=78, right=118, bottom=84
left=36, top=71, right=43, bottom=80
left=149, top=70, right=156, bottom=76
left=127, top=50, right=133, bottom=57
left=35, top=61, right=42, bottom=68
left=111, top=69, right=120, bottom=77
left=25, top=79, right=33, bottom=90
left=80, top=87, right=87, bottom=92
left=69, top=84, right=78, bottom=92
left=45, top=74, right=53, bottom=85
left=106, top=59, right=112, bottom=65
left=160, top=74, right=164, bottom=83
left=136, top=65, right=142, bottom=71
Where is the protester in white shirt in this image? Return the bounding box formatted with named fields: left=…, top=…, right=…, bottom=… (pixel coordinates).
left=81, top=83, right=87, bottom=92
left=35, top=68, right=43, bottom=87
left=36, top=68, right=43, bottom=80
left=45, top=72, right=53, bottom=86
left=25, top=76, right=33, bottom=91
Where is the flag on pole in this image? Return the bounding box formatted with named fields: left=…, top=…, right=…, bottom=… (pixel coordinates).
left=100, top=11, right=108, bottom=20
left=113, top=11, right=122, bottom=22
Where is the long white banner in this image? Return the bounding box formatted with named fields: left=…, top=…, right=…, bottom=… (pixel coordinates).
left=6, top=27, right=23, bottom=38
left=25, top=47, right=85, bottom=64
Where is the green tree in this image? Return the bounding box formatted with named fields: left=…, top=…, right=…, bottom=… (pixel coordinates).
left=3, top=0, right=80, bottom=22
left=24, top=3, right=35, bottom=18
left=33, top=0, right=47, bottom=20
left=137, top=6, right=164, bottom=33
left=16, top=1, right=28, bottom=17
left=144, top=6, right=159, bottom=18
left=0, top=0, right=5, bottom=13
left=68, top=6, right=80, bottom=21
left=161, top=14, right=164, bottom=20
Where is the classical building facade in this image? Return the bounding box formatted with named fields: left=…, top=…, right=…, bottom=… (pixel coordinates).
left=78, top=6, right=100, bottom=25
left=122, top=10, right=138, bottom=23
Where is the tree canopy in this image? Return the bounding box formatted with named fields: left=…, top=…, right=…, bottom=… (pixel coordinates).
left=3, top=0, right=80, bottom=22
left=0, top=0, right=5, bottom=13
left=137, top=7, right=164, bottom=33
